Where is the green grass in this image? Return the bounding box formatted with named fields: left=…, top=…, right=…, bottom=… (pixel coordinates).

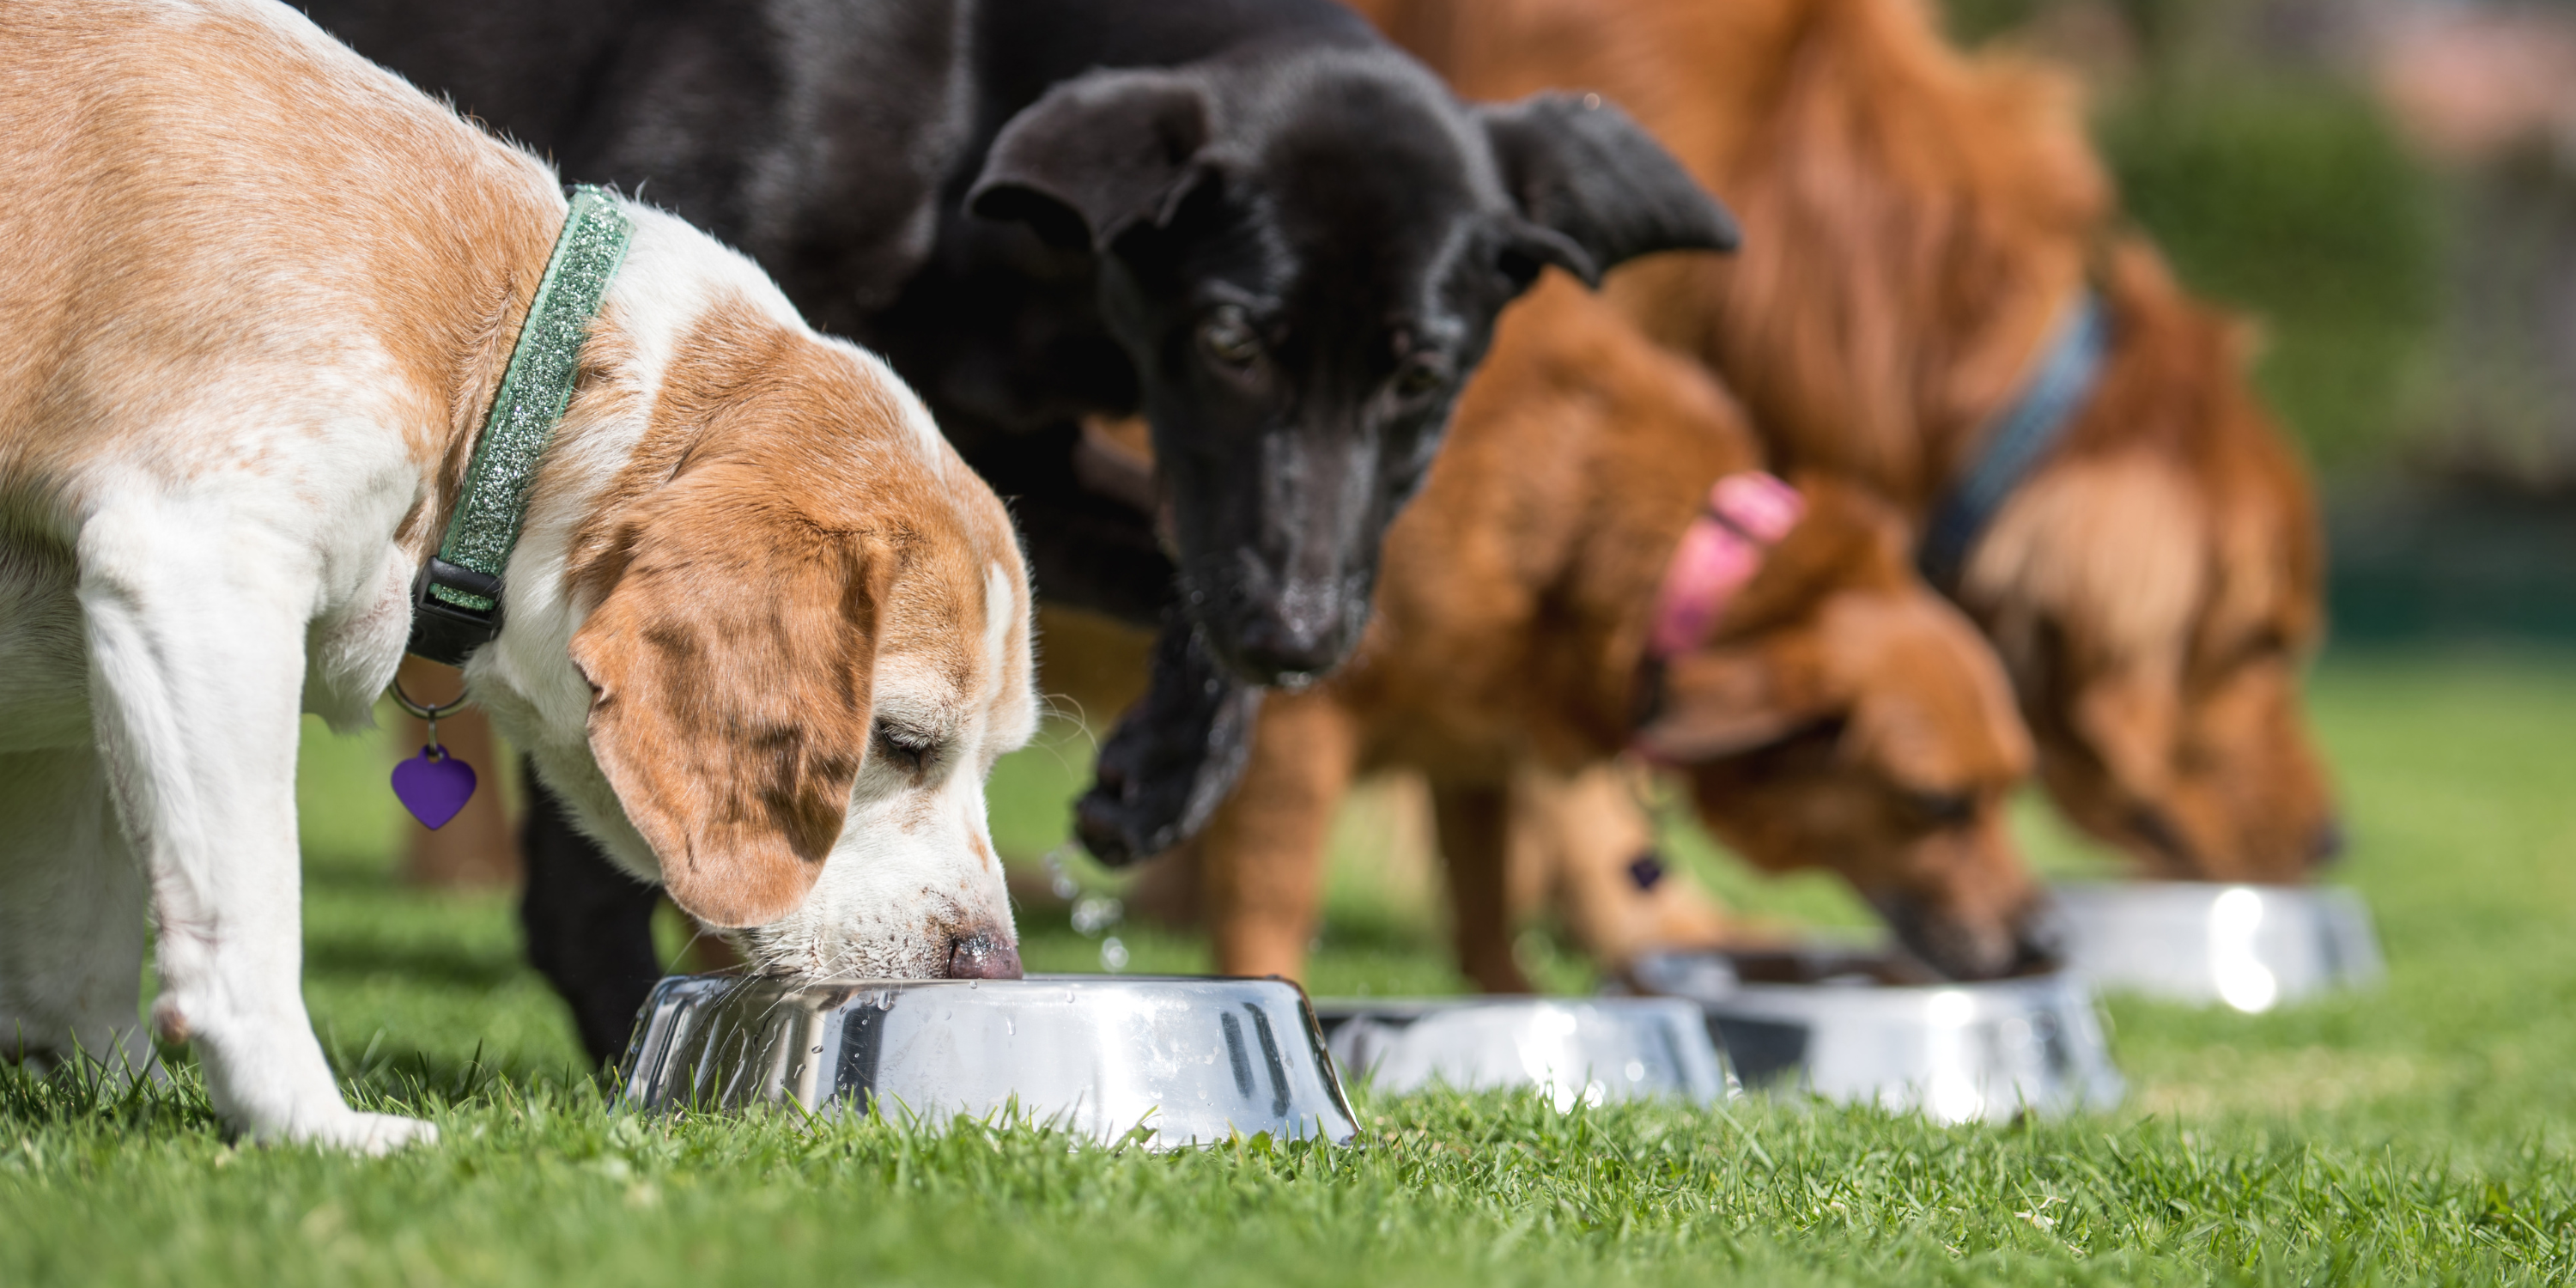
left=9, top=651, right=2576, bottom=1285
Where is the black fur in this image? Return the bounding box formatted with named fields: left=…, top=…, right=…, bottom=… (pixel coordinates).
left=300, top=0, right=1735, bottom=1063
left=513, top=765, right=665, bottom=1066
left=1073, top=611, right=1265, bottom=866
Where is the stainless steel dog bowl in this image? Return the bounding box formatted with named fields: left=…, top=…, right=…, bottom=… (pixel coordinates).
left=2047, top=881, right=2384, bottom=1012
left=619, top=975, right=1358, bottom=1149
left=1311, top=998, right=1736, bottom=1109
left=1627, top=950, right=2123, bottom=1125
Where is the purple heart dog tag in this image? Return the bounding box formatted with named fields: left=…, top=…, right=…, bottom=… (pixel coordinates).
left=392, top=744, right=478, bottom=829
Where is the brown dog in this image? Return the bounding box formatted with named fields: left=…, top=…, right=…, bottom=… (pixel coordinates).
left=1194, top=277, right=2041, bottom=988
left=1350, top=0, right=2339, bottom=883
left=1502, top=762, right=1742, bottom=969
left=1360, top=0, right=2349, bottom=881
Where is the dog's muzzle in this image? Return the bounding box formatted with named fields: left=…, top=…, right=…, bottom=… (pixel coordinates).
left=946, top=929, right=1024, bottom=980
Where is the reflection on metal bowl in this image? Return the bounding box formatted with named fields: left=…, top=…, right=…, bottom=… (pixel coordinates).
left=1312, top=998, right=1736, bottom=1109
left=2047, top=882, right=2385, bottom=1012
left=1627, top=950, right=2123, bottom=1125
left=618, top=975, right=1358, bottom=1150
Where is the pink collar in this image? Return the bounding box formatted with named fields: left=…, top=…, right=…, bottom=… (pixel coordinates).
left=1647, top=472, right=1805, bottom=659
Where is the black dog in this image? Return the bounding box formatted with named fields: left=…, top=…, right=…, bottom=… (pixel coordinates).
left=301, top=0, right=1735, bottom=1062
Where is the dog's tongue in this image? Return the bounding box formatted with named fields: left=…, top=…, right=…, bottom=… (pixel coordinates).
left=392, top=745, right=477, bottom=829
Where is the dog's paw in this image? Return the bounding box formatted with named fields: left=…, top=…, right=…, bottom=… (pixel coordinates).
left=1072, top=770, right=1173, bottom=867
left=291, top=1110, right=440, bottom=1155
left=1077, top=629, right=1266, bottom=866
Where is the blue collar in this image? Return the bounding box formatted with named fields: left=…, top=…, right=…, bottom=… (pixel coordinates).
left=1917, top=291, right=2111, bottom=592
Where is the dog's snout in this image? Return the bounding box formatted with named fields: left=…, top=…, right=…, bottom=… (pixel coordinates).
left=945, top=930, right=1023, bottom=981
left=1874, top=890, right=2053, bottom=982
left=2011, top=899, right=2068, bottom=974
left=2307, top=819, right=2348, bottom=869
left=1226, top=606, right=1349, bottom=680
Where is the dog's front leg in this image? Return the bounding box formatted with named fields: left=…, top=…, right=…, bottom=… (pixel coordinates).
left=1432, top=782, right=1534, bottom=994
left=1074, top=612, right=1264, bottom=865
left=78, top=518, right=434, bottom=1152
left=1200, top=690, right=1360, bottom=981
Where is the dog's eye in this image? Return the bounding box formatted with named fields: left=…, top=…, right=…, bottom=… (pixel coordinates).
left=2227, top=627, right=2293, bottom=669
left=872, top=721, right=937, bottom=775
left=1198, top=305, right=1262, bottom=368
left=1900, top=789, right=1977, bottom=826
left=1392, top=353, right=1449, bottom=399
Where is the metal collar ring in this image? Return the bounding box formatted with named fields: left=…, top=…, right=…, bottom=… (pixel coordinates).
left=386, top=674, right=470, bottom=723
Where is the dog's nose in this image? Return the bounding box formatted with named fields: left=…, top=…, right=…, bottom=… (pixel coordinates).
left=1225, top=614, right=1348, bottom=681
left=2012, top=900, right=2069, bottom=974
left=2307, top=819, right=2348, bottom=869
left=946, top=930, right=1023, bottom=980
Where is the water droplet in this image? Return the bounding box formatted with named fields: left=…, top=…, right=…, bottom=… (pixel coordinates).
left=1072, top=895, right=1125, bottom=936
left=1100, top=936, right=1130, bottom=972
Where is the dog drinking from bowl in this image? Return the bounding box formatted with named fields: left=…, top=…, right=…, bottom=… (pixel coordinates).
left=0, top=0, right=1034, bottom=1151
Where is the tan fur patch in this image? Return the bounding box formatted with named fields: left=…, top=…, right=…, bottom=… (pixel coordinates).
left=1965, top=453, right=2207, bottom=677
left=0, top=0, right=560, bottom=513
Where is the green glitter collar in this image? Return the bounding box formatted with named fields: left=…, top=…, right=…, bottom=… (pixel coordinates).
left=405, top=186, right=633, bottom=666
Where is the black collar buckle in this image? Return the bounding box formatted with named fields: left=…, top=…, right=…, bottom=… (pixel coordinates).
left=405, top=558, right=505, bottom=667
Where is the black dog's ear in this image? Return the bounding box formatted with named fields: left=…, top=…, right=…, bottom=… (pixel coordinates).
left=1479, top=93, right=1741, bottom=287
left=969, top=69, right=1213, bottom=253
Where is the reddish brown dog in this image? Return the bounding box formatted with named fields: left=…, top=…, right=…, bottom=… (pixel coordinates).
left=1194, top=278, right=2042, bottom=989
left=1356, top=0, right=2339, bottom=882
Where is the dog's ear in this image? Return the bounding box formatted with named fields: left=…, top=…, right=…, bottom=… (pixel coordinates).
left=969, top=69, right=1213, bottom=252
left=1634, top=638, right=1833, bottom=761
left=1478, top=93, right=1740, bottom=288
left=2069, top=659, right=2181, bottom=807
left=1833, top=592, right=2035, bottom=793
left=569, top=494, right=890, bottom=928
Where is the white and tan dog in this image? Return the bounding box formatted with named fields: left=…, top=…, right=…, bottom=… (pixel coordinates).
left=0, top=0, right=1036, bottom=1151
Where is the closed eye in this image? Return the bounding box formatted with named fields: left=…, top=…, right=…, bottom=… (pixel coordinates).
left=1898, top=789, right=1978, bottom=827
left=2234, top=627, right=2293, bottom=669
left=872, top=720, right=939, bottom=777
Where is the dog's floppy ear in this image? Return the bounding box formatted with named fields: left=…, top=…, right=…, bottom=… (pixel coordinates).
left=1835, top=593, right=2036, bottom=792
left=969, top=68, right=1213, bottom=252
left=2069, top=658, right=2182, bottom=807
left=1635, top=638, right=1833, bottom=761
left=569, top=493, right=890, bottom=928
left=1478, top=93, right=1741, bottom=287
